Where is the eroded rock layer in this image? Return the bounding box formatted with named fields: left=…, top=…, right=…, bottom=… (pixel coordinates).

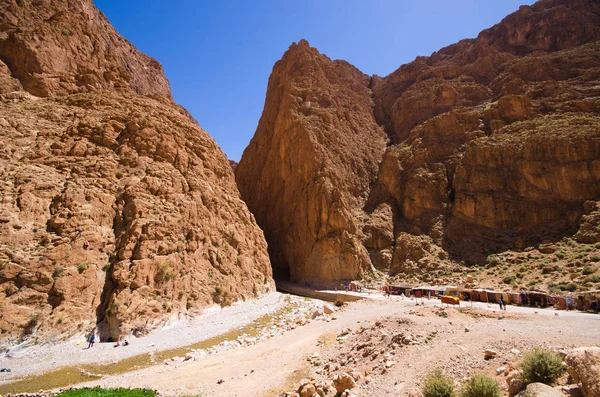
left=237, top=0, right=600, bottom=283
left=0, top=0, right=273, bottom=339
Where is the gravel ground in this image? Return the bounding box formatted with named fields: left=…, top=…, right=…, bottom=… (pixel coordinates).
left=0, top=292, right=289, bottom=381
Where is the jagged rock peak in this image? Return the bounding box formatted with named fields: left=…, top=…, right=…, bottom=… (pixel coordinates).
left=236, top=35, right=387, bottom=286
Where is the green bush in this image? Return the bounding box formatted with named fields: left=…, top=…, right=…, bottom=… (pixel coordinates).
left=460, top=373, right=501, bottom=397
left=487, top=255, right=502, bottom=267
left=77, top=263, right=88, bottom=274
left=590, top=255, right=600, bottom=262
left=503, top=275, right=516, bottom=284
left=582, top=266, right=595, bottom=275
left=584, top=274, right=600, bottom=283
left=520, top=348, right=566, bottom=385
left=52, top=265, right=64, bottom=280
left=422, top=368, right=455, bottom=397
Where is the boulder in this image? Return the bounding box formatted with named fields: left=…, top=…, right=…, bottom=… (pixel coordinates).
left=299, top=383, right=316, bottom=397
left=523, top=383, right=564, bottom=397
left=333, top=372, right=357, bottom=393
left=565, top=347, right=600, bottom=397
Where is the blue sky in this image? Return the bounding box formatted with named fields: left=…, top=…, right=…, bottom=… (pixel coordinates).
left=95, top=0, right=535, bottom=161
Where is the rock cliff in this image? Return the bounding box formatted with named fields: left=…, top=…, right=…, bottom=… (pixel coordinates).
left=237, top=0, right=600, bottom=284
left=0, top=0, right=273, bottom=339
left=0, top=0, right=172, bottom=99
left=236, top=41, right=387, bottom=285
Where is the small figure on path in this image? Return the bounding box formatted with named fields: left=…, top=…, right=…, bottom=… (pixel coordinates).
left=83, top=241, right=90, bottom=250
left=500, top=296, right=507, bottom=311
left=77, top=228, right=83, bottom=238
left=498, top=298, right=503, bottom=310
left=87, top=333, right=95, bottom=349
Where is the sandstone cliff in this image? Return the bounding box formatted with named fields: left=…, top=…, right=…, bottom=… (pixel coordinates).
left=237, top=0, right=600, bottom=285
left=0, top=0, right=273, bottom=339
left=0, top=0, right=172, bottom=99
left=236, top=40, right=387, bottom=285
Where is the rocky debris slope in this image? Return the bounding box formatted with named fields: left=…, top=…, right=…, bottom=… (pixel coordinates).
left=237, top=0, right=600, bottom=284
left=0, top=0, right=273, bottom=340
left=236, top=40, right=387, bottom=284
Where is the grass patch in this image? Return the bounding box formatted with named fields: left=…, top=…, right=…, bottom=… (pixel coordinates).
left=57, top=387, right=155, bottom=397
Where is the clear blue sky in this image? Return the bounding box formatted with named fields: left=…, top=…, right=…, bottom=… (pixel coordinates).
left=95, top=0, right=535, bottom=161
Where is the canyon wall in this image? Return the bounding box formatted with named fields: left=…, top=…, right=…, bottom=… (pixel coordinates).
left=0, top=0, right=273, bottom=339
left=237, top=0, right=600, bottom=284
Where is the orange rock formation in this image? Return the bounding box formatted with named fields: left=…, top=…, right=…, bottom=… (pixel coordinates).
left=237, top=0, right=600, bottom=285
left=0, top=0, right=273, bottom=339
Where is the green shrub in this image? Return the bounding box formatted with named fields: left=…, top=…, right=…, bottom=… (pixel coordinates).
left=158, top=262, right=176, bottom=282
left=584, top=274, right=600, bottom=283
left=590, top=255, right=600, bottom=262
left=487, top=255, right=502, bottom=267
left=115, top=171, right=124, bottom=179
left=503, top=275, right=516, bottom=284
left=520, top=348, right=566, bottom=385
left=52, top=265, right=64, bottom=280
left=422, top=368, right=455, bottom=397
left=582, top=266, right=595, bottom=275
left=77, top=263, right=88, bottom=274
left=460, top=373, right=501, bottom=397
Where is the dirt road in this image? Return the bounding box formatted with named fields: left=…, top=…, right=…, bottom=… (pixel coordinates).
left=75, top=296, right=600, bottom=396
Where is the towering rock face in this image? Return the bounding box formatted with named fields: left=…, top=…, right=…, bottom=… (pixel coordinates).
left=0, top=0, right=172, bottom=99
left=236, top=41, right=387, bottom=285
left=237, top=0, right=600, bottom=283
left=0, top=0, right=273, bottom=339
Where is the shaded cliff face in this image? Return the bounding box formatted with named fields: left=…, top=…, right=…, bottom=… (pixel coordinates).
left=237, top=0, right=600, bottom=284
left=236, top=40, right=387, bottom=285
left=0, top=1, right=273, bottom=339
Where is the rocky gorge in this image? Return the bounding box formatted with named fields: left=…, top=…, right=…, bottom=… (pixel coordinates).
left=0, top=0, right=599, bottom=346
left=237, top=0, right=600, bottom=287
